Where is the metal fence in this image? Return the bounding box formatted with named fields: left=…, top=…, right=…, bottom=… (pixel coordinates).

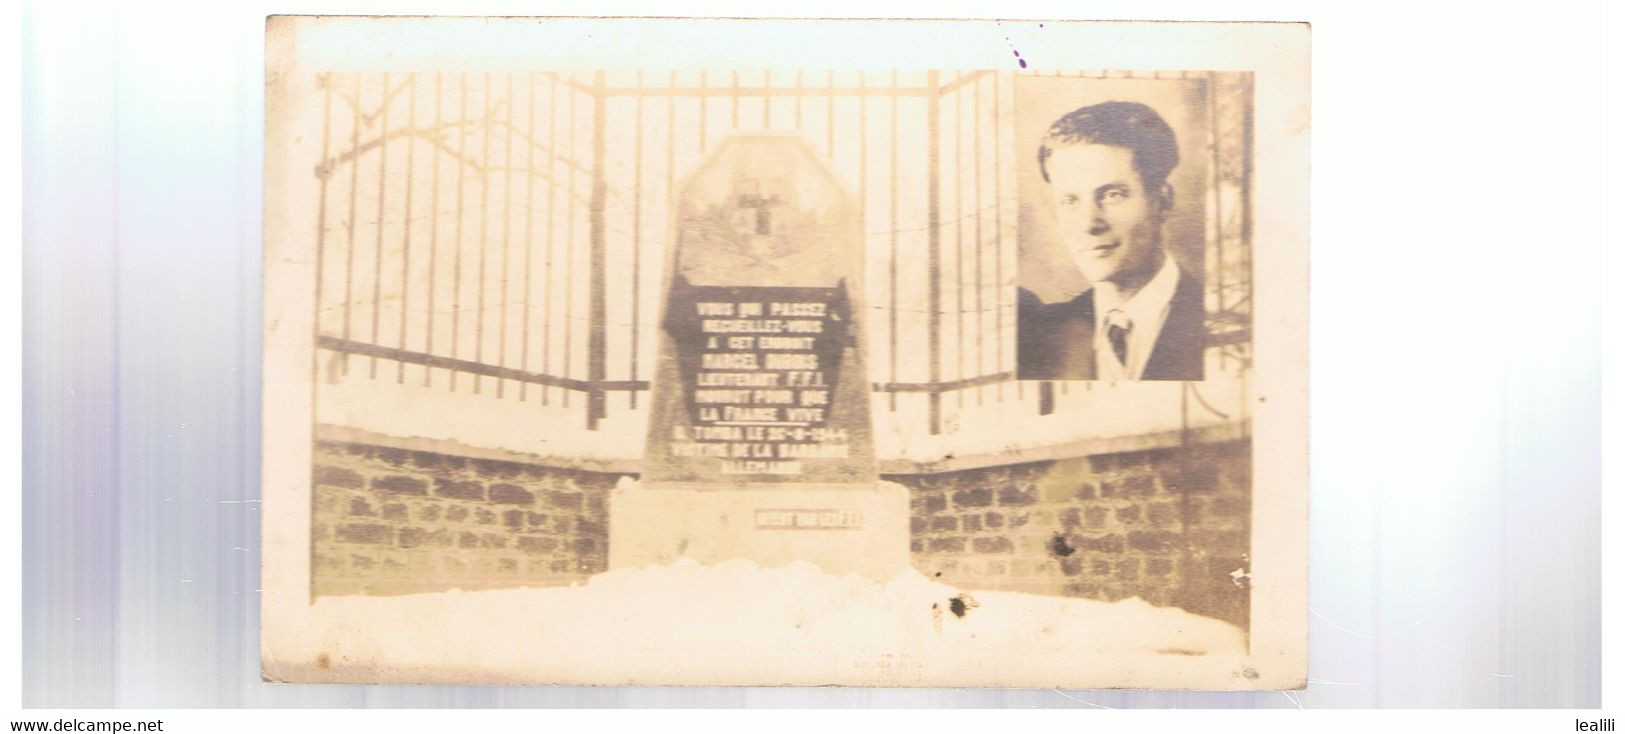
left=308, top=69, right=1252, bottom=433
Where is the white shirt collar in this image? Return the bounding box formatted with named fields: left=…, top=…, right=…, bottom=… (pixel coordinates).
left=1093, top=253, right=1181, bottom=334
left=1092, top=254, right=1182, bottom=380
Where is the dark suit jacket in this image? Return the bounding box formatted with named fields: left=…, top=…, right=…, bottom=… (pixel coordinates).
left=1016, top=272, right=1206, bottom=381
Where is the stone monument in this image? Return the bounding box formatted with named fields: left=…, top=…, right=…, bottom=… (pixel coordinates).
left=608, top=134, right=909, bottom=581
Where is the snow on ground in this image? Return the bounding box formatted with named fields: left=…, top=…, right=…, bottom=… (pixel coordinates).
left=275, top=559, right=1247, bottom=686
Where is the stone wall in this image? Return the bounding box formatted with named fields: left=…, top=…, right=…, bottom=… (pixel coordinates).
left=888, top=438, right=1251, bottom=628
left=311, top=441, right=620, bottom=597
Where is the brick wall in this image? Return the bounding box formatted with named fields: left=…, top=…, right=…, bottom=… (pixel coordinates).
left=311, top=442, right=621, bottom=597
left=311, top=437, right=1250, bottom=628
left=889, top=438, right=1251, bottom=627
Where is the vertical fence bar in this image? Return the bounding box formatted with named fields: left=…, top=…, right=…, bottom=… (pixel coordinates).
left=952, top=79, right=964, bottom=408
left=995, top=72, right=1009, bottom=402
left=369, top=72, right=389, bottom=379
left=926, top=70, right=942, bottom=435
left=587, top=71, right=608, bottom=429
left=630, top=71, right=644, bottom=409
left=666, top=72, right=676, bottom=262
left=497, top=72, right=514, bottom=398
left=312, top=73, right=333, bottom=415
left=1241, top=73, right=1255, bottom=360
left=542, top=77, right=556, bottom=404
left=826, top=71, right=835, bottom=157
left=424, top=72, right=442, bottom=388
left=973, top=74, right=984, bottom=404
left=1210, top=72, right=1224, bottom=374
left=475, top=71, right=491, bottom=394
left=665, top=70, right=677, bottom=410
left=1209, top=73, right=1222, bottom=318
left=398, top=74, right=416, bottom=384
left=342, top=73, right=361, bottom=375
left=450, top=72, right=467, bottom=391
left=521, top=73, right=535, bottom=400
left=884, top=73, right=898, bottom=412
left=563, top=82, right=576, bottom=408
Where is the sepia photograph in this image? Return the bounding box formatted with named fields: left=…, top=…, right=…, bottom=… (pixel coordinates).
left=1014, top=75, right=1225, bottom=382
left=260, top=16, right=1308, bottom=689
left=18, top=0, right=1613, bottom=721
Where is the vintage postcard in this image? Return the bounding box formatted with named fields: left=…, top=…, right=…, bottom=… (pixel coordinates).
left=262, top=16, right=1309, bottom=688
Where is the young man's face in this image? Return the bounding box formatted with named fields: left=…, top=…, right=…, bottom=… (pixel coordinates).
left=1046, top=143, right=1167, bottom=287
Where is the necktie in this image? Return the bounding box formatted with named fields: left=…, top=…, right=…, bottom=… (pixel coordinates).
left=1105, top=309, right=1131, bottom=368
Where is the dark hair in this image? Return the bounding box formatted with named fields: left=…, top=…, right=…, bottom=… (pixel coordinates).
left=1037, top=101, right=1179, bottom=195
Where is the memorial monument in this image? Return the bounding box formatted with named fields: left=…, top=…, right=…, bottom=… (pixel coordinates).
left=608, top=134, right=909, bottom=581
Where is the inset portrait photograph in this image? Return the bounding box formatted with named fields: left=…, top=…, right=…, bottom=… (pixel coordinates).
left=1015, top=77, right=1212, bottom=381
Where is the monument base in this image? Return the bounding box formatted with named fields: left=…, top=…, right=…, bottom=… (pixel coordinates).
left=607, top=478, right=910, bottom=582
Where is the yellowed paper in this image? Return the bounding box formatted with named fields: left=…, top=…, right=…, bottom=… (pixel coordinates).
left=262, top=16, right=1308, bottom=688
